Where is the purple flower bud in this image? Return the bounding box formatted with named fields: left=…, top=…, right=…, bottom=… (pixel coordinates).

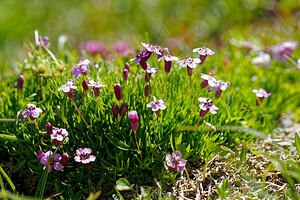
left=200, top=80, right=208, bottom=89
left=125, top=62, right=130, bottom=71
left=199, top=109, right=209, bottom=117
left=67, top=89, right=74, bottom=99
left=128, top=111, right=138, bottom=132
left=144, top=85, right=150, bottom=97
left=53, top=139, right=61, bottom=147
left=119, top=103, right=128, bottom=117
left=82, top=80, right=89, bottom=92
left=164, top=61, right=172, bottom=73
left=112, top=104, right=119, bottom=118
left=123, top=69, right=129, bottom=81
left=93, top=87, right=100, bottom=97
left=145, top=72, right=151, bottom=82
left=61, top=153, right=69, bottom=167
left=187, top=66, right=193, bottom=76
left=45, top=122, right=52, bottom=136
left=215, top=89, right=222, bottom=99
left=17, top=75, right=24, bottom=89
left=114, top=84, right=122, bottom=101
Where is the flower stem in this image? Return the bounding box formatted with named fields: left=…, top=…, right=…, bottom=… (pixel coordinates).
left=134, top=131, right=141, bottom=154
left=131, top=65, right=141, bottom=90
left=196, top=116, right=201, bottom=126
left=202, top=160, right=208, bottom=182
left=71, top=99, right=89, bottom=127
left=189, top=76, right=193, bottom=99
left=164, top=164, right=181, bottom=196
left=160, top=74, right=168, bottom=94
left=33, top=120, right=40, bottom=131
left=40, top=77, right=44, bottom=100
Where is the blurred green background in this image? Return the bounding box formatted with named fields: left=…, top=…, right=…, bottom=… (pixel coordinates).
left=1, top=0, right=300, bottom=78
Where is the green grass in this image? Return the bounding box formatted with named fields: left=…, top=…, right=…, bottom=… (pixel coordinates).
left=0, top=30, right=300, bottom=199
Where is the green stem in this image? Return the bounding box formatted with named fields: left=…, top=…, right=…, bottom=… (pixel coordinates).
left=202, top=160, right=208, bottom=182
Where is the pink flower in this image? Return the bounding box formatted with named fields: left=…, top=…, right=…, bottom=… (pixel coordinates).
left=17, top=75, right=24, bottom=89
left=72, top=59, right=90, bottom=78
left=114, top=84, right=122, bottom=100
left=38, top=36, right=49, bottom=48
left=74, top=148, right=96, bottom=165
left=58, top=79, right=77, bottom=99
left=193, top=47, right=214, bottom=64
left=113, top=40, right=135, bottom=57
left=198, top=97, right=218, bottom=117
left=141, top=42, right=162, bottom=55
left=166, top=151, right=187, bottom=172
left=210, top=80, right=230, bottom=99
left=251, top=51, right=271, bottom=67
left=269, top=41, right=298, bottom=62
left=242, top=41, right=260, bottom=52
left=146, top=96, right=166, bottom=115
left=200, top=73, right=216, bottom=89
left=22, top=104, right=43, bottom=121
left=81, top=41, right=110, bottom=57
left=145, top=64, right=158, bottom=82
left=178, top=58, right=201, bottom=76
left=128, top=111, right=139, bottom=132
left=252, top=88, right=271, bottom=106
left=158, top=54, right=178, bottom=73
left=51, top=128, right=68, bottom=142
left=39, top=151, right=62, bottom=173
left=130, top=49, right=150, bottom=70
left=88, top=80, right=106, bottom=97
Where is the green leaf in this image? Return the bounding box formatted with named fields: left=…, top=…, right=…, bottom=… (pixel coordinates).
left=116, top=178, right=132, bottom=191
left=13, top=160, right=27, bottom=173
left=240, top=146, right=247, bottom=163
left=220, top=145, right=237, bottom=159
left=104, top=133, right=131, bottom=151
left=60, top=94, right=68, bottom=124
left=0, top=165, right=16, bottom=193
left=0, top=134, right=18, bottom=141
left=295, top=133, right=300, bottom=157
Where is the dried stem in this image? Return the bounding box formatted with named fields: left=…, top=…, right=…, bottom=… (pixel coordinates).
left=71, top=99, right=89, bottom=127
left=33, top=120, right=40, bottom=131
left=196, top=116, right=201, bottom=127
left=96, top=97, right=104, bottom=115
left=189, top=76, right=193, bottom=99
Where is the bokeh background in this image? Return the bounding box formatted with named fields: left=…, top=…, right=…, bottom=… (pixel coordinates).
left=1, top=0, right=300, bottom=77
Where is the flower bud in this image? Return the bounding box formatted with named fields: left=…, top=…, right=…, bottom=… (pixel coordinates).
left=145, top=72, right=151, bottom=82
left=123, top=69, right=129, bottom=81
left=112, top=104, right=119, bottom=118
left=114, top=84, right=122, bottom=100
left=125, top=62, right=130, bottom=71
left=215, top=89, right=222, bottom=99
left=119, top=103, right=128, bottom=117
left=61, top=153, right=69, bottom=166
left=199, top=109, right=209, bottom=117
left=82, top=80, right=89, bottom=92
left=144, top=85, right=150, bottom=97
left=17, top=75, right=24, bottom=89
left=199, top=55, right=207, bottom=65
left=164, top=61, right=172, bottom=73
left=200, top=80, right=208, bottom=89
left=45, top=122, right=52, bottom=136
left=93, top=87, right=100, bottom=97
left=67, top=89, right=73, bottom=99
left=187, top=66, right=193, bottom=76
left=128, top=111, right=138, bottom=132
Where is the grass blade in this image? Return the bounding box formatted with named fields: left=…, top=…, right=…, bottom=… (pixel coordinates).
left=0, top=165, right=16, bottom=193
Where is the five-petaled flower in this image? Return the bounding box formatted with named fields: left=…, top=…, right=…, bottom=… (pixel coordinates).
left=158, top=54, right=178, bottom=73
left=74, top=148, right=96, bottom=165
left=145, top=65, right=158, bottom=82
left=269, top=41, right=298, bottom=62
left=72, top=59, right=90, bottom=78
left=88, top=80, right=106, bottom=97
left=166, top=151, right=187, bottom=172
left=22, top=104, right=43, bottom=121
left=58, top=79, right=77, bottom=99
left=198, top=97, right=218, bottom=117
left=131, top=49, right=150, bottom=70
left=200, top=73, right=216, bottom=89
left=193, top=47, right=215, bottom=64
left=146, top=96, right=166, bottom=115
left=38, top=151, right=62, bottom=173
left=210, top=80, right=230, bottom=99
left=252, top=88, right=271, bottom=106
left=51, top=128, right=68, bottom=142
left=141, top=42, right=162, bottom=56
left=178, top=58, right=201, bottom=76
